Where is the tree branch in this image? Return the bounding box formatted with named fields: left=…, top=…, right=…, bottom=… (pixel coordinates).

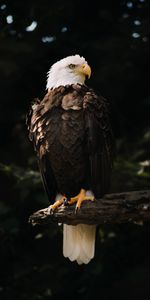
left=29, top=190, right=150, bottom=226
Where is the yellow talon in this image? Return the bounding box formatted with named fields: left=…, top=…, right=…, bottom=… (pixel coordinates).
left=68, top=189, right=94, bottom=211
left=48, top=196, right=66, bottom=213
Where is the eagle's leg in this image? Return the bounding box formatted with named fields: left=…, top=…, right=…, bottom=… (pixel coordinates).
left=48, top=196, right=67, bottom=213
left=68, top=189, right=94, bottom=212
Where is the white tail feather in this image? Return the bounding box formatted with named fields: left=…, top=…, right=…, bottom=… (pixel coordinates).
left=63, top=224, right=96, bottom=264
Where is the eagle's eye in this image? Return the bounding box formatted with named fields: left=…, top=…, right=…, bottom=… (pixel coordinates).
left=68, top=64, right=76, bottom=69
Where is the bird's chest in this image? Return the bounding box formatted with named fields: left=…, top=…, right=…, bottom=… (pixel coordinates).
left=51, top=110, right=85, bottom=148
left=46, top=108, right=86, bottom=155
left=47, top=109, right=86, bottom=183
left=61, top=93, right=83, bottom=111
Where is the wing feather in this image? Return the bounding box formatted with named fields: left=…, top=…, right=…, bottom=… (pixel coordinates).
left=26, top=93, right=59, bottom=203
left=84, top=90, right=114, bottom=198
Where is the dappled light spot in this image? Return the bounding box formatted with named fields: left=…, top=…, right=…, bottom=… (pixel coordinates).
left=134, top=19, right=141, bottom=25
left=132, top=32, right=140, bottom=38
left=126, top=1, right=133, bottom=8
left=61, top=26, right=68, bottom=33
left=142, top=36, right=149, bottom=42
left=26, top=21, right=37, bottom=32
left=6, top=15, right=13, bottom=24
left=34, top=233, right=43, bottom=240
left=138, top=160, right=150, bottom=175
left=41, top=35, right=56, bottom=43
left=0, top=4, right=6, bottom=10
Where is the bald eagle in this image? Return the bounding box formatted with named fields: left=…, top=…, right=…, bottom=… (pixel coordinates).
left=27, top=55, right=114, bottom=264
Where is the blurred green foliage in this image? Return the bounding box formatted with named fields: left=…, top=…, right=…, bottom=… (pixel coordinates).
left=0, top=0, right=150, bottom=300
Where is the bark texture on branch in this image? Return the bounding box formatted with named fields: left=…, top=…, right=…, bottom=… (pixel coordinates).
left=29, top=190, right=150, bottom=226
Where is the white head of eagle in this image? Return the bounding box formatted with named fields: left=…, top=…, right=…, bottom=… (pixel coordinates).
left=46, top=54, right=91, bottom=90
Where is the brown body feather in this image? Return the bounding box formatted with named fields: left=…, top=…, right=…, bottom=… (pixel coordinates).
left=27, top=84, right=114, bottom=202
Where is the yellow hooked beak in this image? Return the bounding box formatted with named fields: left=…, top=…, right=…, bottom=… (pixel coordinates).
left=76, top=63, right=91, bottom=79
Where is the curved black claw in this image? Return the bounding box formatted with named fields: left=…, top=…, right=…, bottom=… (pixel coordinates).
left=75, top=206, right=80, bottom=214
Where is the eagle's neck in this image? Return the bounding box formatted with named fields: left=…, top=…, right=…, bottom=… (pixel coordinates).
left=46, top=72, right=85, bottom=90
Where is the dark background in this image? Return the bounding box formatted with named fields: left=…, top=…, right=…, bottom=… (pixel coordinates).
left=0, top=0, right=150, bottom=299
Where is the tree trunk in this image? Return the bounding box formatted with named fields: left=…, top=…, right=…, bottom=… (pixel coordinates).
left=29, top=190, right=150, bottom=226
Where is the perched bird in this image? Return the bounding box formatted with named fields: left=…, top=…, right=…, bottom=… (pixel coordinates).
left=27, top=55, right=114, bottom=264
